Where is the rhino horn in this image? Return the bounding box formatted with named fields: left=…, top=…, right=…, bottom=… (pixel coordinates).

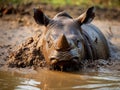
left=55, top=34, right=70, bottom=51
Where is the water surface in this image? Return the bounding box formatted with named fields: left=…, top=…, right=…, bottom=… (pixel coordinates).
left=0, top=69, right=120, bottom=90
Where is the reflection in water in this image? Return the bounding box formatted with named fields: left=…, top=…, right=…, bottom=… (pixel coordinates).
left=16, top=85, right=40, bottom=90
left=16, top=79, right=41, bottom=90
left=0, top=69, right=119, bottom=90
left=19, top=79, right=41, bottom=86
left=72, top=83, right=120, bottom=89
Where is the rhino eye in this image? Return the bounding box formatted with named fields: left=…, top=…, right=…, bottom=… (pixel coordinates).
left=76, top=40, right=80, bottom=46
left=77, top=40, right=82, bottom=48
left=47, top=40, right=52, bottom=48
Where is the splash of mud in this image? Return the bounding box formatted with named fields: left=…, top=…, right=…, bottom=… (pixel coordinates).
left=7, top=31, right=46, bottom=69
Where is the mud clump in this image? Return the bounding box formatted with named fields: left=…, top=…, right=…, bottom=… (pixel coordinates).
left=7, top=31, right=46, bottom=69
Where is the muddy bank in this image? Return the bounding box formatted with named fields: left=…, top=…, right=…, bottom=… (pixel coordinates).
left=0, top=3, right=120, bottom=72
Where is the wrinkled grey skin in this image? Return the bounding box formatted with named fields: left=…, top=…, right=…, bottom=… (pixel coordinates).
left=33, top=7, right=109, bottom=70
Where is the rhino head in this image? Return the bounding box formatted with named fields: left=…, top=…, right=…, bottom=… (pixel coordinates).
left=33, top=7, right=95, bottom=70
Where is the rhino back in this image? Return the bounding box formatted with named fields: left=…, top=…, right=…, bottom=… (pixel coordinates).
left=81, top=24, right=110, bottom=59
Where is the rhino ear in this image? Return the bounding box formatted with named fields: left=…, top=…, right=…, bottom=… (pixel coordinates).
left=33, top=8, right=51, bottom=26
left=75, top=6, right=95, bottom=25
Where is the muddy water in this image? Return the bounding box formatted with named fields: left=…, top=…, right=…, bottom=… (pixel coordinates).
left=0, top=69, right=120, bottom=90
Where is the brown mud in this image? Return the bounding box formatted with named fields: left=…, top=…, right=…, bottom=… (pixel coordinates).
left=0, top=3, right=120, bottom=72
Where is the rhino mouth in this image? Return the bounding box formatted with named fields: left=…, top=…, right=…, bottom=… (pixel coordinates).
left=51, top=58, right=78, bottom=65
left=50, top=57, right=80, bottom=71
left=49, top=48, right=80, bottom=71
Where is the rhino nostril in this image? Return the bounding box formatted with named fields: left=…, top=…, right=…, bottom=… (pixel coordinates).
left=50, top=57, right=56, bottom=61
left=73, top=57, right=79, bottom=60
left=73, top=59, right=78, bottom=62
left=51, top=59, right=57, bottom=65
left=50, top=57, right=58, bottom=64
left=72, top=57, right=79, bottom=63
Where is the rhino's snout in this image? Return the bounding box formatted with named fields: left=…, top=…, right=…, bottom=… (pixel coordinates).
left=49, top=49, right=80, bottom=65
left=50, top=57, right=79, bottom=65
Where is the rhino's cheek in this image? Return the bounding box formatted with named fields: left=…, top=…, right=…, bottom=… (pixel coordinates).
left=77, top=42, right=85, bottom=59
left=77, top=48, right=83, bottom=58
left=42, top=42, right=55, bottom=64
left=70, top=48, right=82, bottom=61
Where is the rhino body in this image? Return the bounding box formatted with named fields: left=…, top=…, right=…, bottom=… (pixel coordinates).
left=33, top=7, right=109, bottom=70
left=82, top=24, right=109, bottom=60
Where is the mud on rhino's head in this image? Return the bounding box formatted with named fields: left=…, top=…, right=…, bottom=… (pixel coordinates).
left=33, top=7, right=95, bottom=70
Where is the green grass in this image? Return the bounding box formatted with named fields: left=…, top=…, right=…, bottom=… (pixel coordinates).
left=0, top=0, right=120, bottom=8
left=40, top=0, right=94, bottom=7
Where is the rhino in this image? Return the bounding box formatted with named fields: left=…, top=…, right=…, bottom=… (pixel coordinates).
left=33, top=7, right=109, bottom=70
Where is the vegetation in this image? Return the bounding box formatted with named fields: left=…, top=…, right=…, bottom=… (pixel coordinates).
left=0, top=0, right=120, bottom=8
